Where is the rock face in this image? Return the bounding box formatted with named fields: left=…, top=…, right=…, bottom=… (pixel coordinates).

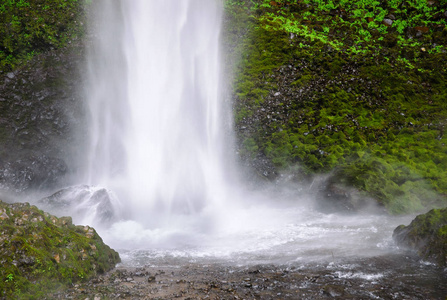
left=0, top=200, right=120, bottom=299
left=393, top=208, right=447, bottom=266
left=0, top=45, right=87, bottom=194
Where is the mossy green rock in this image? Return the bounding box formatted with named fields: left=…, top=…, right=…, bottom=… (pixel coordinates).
left=393, top=208, right=447, bottom=266
left=0, top=200, right=120, bottom=299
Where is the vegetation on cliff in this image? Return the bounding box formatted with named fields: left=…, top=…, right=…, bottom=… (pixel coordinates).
left=393, top=208, right=447, bottom=266
left=0, top=0, right=86, bottom=71
left=225, top=0, right=447, bottom=214
left=0, top=200, right=120, bottom=299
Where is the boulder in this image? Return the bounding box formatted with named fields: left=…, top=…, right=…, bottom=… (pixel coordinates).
left=314, top=174, right=384, bottom=214
left=393, top=208, right=447, bottom=266
left=0, top=200, right=120, bottom=298
left=38, top=185, right=121, bottom=227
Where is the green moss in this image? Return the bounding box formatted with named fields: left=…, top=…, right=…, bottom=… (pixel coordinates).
left=0, top=201, right=120, bottom=298
left=226, top=0, right=447, bottom=213
left=0, top=0, right=87, bottom=71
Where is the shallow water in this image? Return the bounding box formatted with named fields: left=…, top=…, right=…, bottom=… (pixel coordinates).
left=111, top=211, right=411, bottom=268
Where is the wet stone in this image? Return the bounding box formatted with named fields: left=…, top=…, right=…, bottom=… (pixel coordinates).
left=382, top=19, right=393, bottom=26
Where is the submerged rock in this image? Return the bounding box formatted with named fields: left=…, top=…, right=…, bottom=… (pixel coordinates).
left=393, top=208, right=447, bottom=266
left=0, top=200, right=120, bottom=299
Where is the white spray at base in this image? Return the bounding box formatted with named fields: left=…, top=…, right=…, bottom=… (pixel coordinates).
left=80, top=0, right=413, bottom=264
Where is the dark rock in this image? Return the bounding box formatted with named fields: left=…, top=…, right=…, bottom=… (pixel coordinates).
left=322, top=284, right=344, bottom=297
left=315, top=175, right=382, bottom=214
left=0, top=156, right=67, bottom=193
left=0, top=42, right=86, bottom=195
left=386, top=14, right=396, bottom=21
left=393, top=208, right=447, bottom=266
left=38, top=185, right=121, bottom=226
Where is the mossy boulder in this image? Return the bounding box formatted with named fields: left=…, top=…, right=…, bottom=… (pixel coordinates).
left=393, top=208, right=447, bottom=266
left=0, top=200, right=120, bottom=299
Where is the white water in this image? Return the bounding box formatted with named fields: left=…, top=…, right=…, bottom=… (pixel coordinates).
left=82, top=0, right=413, bottom=265
left=86, top=0, right=231, bottom=225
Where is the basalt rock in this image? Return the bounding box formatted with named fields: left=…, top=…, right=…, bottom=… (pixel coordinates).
left=393, top=208, right=447, bottom=266
left=0, top=43, right=86, bottom=195
left=38, top=185, right=121, bottom=226
left=0, top=200, right=120, bottom=299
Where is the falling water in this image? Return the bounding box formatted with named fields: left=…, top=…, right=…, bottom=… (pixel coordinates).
left=86, top=0, right=232, bottom=231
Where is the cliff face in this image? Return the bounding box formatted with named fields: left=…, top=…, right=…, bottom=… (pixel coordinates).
left=226, top=0, right=447, bottom=214
left=0, top=0, right=88, bottom=196
left=0, top=43, right=87, bottom=196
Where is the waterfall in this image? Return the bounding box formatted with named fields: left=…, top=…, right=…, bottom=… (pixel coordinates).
left=85, top=0, right=232, bottom=232
left=79, top=0, right=410, bottom=261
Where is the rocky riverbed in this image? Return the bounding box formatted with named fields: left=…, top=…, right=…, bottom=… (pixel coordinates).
left=48, top=254, right=445, bottom=299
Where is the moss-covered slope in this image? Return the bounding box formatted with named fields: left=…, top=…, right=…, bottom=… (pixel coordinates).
left=226, top=0, right=447, bottom=213
left=393, top=208, right=447, bottom=266
left=0, top=0, right=86, bottom=71
left=0, top=200, right=120, bottom=299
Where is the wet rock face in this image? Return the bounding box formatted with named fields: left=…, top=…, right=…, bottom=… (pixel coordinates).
left=0, top=200, right=120, bottom=299
left=0, top=155, right=67, bottom=193
left=38, top=185, right=121, bottom=226
left=0, top=45, right=87, bottom=194
left=393, top=208, right=447, bottom=266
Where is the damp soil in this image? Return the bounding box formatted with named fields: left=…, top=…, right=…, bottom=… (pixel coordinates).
left=48, top=253, right=446, bottom=299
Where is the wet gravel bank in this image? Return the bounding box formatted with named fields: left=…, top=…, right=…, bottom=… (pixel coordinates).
left=48, top=253, right=446, bottom=299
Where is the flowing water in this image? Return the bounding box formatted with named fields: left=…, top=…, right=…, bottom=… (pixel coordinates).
left=86, top=0, right=231, bottom=228
left=79, top=1, right=447, bottom=295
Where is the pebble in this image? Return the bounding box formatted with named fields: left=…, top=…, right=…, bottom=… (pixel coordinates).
left=382, top=19, right=393, bottom=26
